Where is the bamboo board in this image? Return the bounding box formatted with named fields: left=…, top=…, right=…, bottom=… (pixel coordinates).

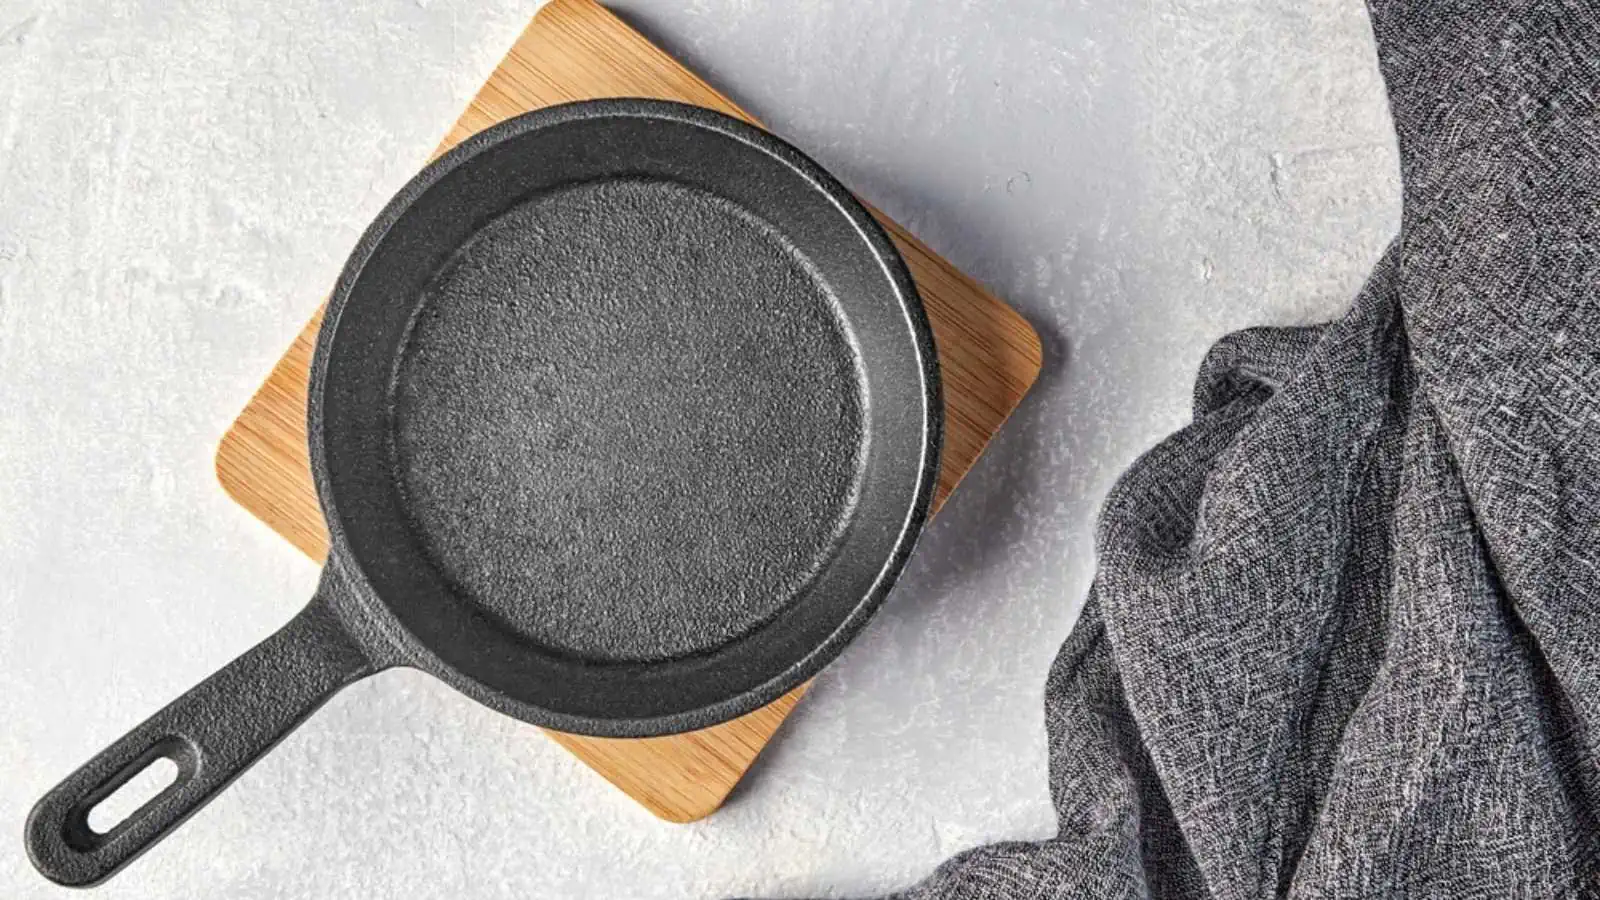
left=214, top=0, right=1042, bottom=823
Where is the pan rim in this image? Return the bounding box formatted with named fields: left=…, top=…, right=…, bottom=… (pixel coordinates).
left=308, top=97, right=943, bottom=737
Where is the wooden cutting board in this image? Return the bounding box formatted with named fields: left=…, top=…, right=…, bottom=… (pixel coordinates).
left=215, top=0, right=1041, bottom=823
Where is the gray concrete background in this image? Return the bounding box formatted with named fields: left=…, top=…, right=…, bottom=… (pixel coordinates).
left=0, top=0, right=1399, bottom=896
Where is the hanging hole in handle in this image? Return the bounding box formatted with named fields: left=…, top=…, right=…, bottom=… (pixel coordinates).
left=87, top=756, right=180, bottom=834
left=65, top=737, right=196, bottom=851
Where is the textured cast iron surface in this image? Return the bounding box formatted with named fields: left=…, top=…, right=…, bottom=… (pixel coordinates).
left=313, top=99, right=938, bottom=736
left=26, top=99, right=939, bottom=887
left=394, top=178, right=866, bottom=662
left=25, top=593, right=372, bottom=887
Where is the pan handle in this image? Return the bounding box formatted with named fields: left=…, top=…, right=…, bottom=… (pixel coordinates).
left=25, top=575, right=375, bottom=887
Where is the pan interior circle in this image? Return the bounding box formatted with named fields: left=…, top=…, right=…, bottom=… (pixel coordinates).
left=390, top=177, right=869, bottom=663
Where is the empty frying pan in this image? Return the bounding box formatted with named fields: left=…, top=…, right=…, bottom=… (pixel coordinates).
left=26, top=98, right=941, bottom=886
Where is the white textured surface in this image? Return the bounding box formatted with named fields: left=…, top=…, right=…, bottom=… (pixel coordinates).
left=0, top=1, right=1399, bottom=897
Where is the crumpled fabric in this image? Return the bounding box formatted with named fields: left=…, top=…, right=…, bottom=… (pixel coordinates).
left=824, top=0, right=1600, bottom=896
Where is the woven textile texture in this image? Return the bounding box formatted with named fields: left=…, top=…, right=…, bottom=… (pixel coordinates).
left=809, top=0, right=1600, bottom=896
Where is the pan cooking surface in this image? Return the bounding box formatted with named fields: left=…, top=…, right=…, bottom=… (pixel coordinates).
left=391, top=177, right=868, bottom=662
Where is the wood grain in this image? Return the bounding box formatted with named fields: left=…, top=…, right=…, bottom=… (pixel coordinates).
left=214, top=0, right=1042, bottom=823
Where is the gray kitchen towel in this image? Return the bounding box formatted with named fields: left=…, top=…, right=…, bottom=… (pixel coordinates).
left=830, top=0, right=1600, bottom=897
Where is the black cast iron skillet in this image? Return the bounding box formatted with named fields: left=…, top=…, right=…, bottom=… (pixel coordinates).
left=26, top=99, right=941, bottom=887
